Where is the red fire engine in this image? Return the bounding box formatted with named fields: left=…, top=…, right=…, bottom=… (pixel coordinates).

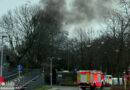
left=77, top=70, right=104, bottom=90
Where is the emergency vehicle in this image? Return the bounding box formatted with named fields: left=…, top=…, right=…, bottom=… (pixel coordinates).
left=104, top=75, right=112, bottom=85
left=77, top=70, right=104, bottom=90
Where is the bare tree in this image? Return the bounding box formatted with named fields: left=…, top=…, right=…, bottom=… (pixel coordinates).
left=0, top=5, right=40, bottom=66
left=105, top=0, right=130, bottom=74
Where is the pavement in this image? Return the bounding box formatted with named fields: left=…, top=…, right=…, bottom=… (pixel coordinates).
left=48, top=88, right=59, bottom=90
left=47, top=86, right=78, bottom=90
left=47, top=86, right=111, bottom=90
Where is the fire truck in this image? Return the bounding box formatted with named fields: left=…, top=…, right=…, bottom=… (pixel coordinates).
left=77, top=70, right=104, bottom=90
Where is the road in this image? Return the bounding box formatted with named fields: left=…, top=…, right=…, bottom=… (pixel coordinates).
left=51, top=86, right=111, bottom=90
left=0, top=69, right=44, bottom=90
left=14, top=69, right=44, bottom=90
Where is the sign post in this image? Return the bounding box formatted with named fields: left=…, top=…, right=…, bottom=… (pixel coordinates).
left=123, top=71, right=126, bottom=90
left=50, top=59, right=52, bottom=87
left=128, top=67, right=130, bottom=81
left=104, top=72, right=107, bottom=83
left=17, top=65, right=22, bottom=79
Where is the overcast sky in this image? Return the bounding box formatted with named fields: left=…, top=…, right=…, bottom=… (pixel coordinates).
left=0, top=0, right=125, bottom=39
left=0, top=0, right=39, bottom=17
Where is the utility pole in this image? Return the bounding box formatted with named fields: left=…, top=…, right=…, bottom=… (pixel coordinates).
left=123, top=71, right=126, bottom=90
left=50, top=58, right=52, bottom=87
left=0, top=35, right=7, bottom=76
left=67, top=42, right=69, bottom=70
left=0, top=36, right=3, bottom=76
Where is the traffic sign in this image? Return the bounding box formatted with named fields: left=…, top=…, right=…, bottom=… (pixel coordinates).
left=74, top=68, right=78, bottom=73
left=123, top=71, right=126, bottom=75
left=128, top=67, right=130, bottom=72
left=0, top=76, right=4, bottom=82
left=17, top=65, right=22, bottom=70
left=1, top=82, right=6, bottom=87
left=104, top=72, right=107, bottom=75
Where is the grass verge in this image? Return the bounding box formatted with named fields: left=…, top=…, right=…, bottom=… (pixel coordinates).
left=59, top=81, right=77, bottom=86
left=34, top=85, right=51, bottom=90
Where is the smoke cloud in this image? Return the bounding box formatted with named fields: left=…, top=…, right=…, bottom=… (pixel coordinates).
left=69, top=0, right=113, bottom=23
left=40, top=0, right=116, bottom=24
left=39, top=0, right=120, bottom=37
left=40, top=0, right=65, bottom=24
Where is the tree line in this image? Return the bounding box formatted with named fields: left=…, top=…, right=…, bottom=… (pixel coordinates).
left=0, top=0, right=129, bottom=78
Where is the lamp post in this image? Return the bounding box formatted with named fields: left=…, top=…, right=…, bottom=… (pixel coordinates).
left=1, top=35, right=7, bottom=76
left=49, top=57, right=61, bottom=87
left=101, top=41, right=104, bottom=71
left=50, top=57, right=53, bottom=87
left=123, top=70, right=126, bottom=90
left=128, top=67, right=130, bottom=81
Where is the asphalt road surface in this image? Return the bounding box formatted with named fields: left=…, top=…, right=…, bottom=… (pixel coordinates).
left=52, top=86, right=111, bottom=90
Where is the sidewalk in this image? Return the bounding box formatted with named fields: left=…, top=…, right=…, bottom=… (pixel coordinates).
left=47, top=88, right=59, bottom=90
left=47, top=86, right=79, bottom=90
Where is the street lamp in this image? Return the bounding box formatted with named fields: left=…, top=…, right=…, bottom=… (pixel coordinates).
left=128, top=67, right=130, bottom=81
left=49, top=57, right=61, bottom=87
left=49, top=57, right=53, bottom=87
left=1, top=35, right=7, bottom=76
left=101, top=41, right=104, bottom=45
left=100, top=41, right=104, bottom=71
left=87, top=44, right=91, bottom=48
left=115, top=49, right=119, bottom=53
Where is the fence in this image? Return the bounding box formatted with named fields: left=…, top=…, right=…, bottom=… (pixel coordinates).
left=112, top=78, right=124, bottom=85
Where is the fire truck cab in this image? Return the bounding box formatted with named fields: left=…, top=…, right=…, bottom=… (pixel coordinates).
left=77, top=70, right=104, bottom=90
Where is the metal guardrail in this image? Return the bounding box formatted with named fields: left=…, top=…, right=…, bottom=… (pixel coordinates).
left=14, top=69, right=42, bottom=89
left=4, top=73, right=18, bottom=82
left=22, top=75, right=40, bottom=87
